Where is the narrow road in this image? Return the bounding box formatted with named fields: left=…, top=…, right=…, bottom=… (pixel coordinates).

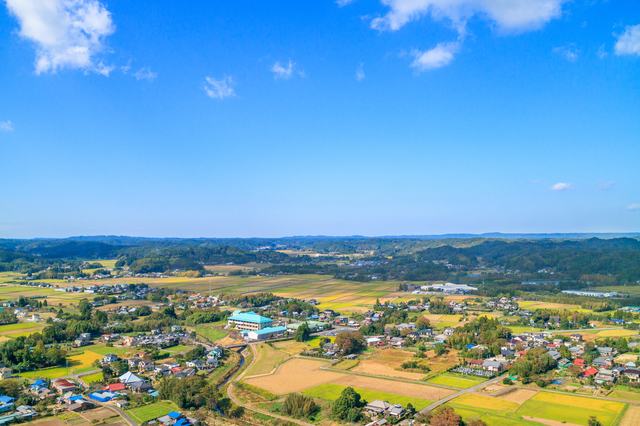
left=419, top=374, right=508, bottom=414
left=226, top=345, right=315, bottom=426
left=92, top=400, right=137, bottom=426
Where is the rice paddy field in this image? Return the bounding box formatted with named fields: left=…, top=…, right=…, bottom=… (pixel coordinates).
left=449, top=391, right=627, bottom=426
left=244, top=344, right=290, bottom=377
left=21, top=348, right=104, bottom=379
left=302, top=383, right=432, bottom=410
left=127, top=401, right=180, bottom=425
left=428, top=373, right=485, bottom=389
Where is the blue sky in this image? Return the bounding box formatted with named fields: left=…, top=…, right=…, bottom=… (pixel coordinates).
left=1, top=0, right=639, bottom=238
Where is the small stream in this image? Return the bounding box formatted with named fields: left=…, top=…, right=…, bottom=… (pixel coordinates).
left=217, top=345, right=246, bottom=390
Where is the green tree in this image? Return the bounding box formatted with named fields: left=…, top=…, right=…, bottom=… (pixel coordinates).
left=331, top=387, right=363, bottom=421
left=294, top=322, right=311, bottom=342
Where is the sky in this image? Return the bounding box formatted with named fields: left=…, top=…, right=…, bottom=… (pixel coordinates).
left=0, top=0, right=639, bottom=239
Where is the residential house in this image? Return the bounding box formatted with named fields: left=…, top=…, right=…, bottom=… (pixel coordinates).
left=623, top=369, right=640, bottom=382
left=0, top=368, right=11, bottom=380
left=186, top=359, right=204, bottom=370
left=570, top=334, right=583, bottom=342
left=102, top=354, right=118, bottom=364
left=74, top=333, right=91, bottom=347
left=592, top=357, right=615, bottom=368
left=482, top=360, right=503, bottom=372
left=138, top=359, right=154, bottom=372
left=595, top=369, right=616, bottom=384
left=52, top=379, right=77, bottom=394
left=597, top=347, right=617, bottom=357
left=0, top=396, right=14, bottom=413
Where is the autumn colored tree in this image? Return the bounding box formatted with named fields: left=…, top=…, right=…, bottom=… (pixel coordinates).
left=430, top=406, right=462, bottom=426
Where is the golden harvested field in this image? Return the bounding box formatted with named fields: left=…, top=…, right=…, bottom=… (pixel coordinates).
left=353, top=349, right=428, bottom=380
left=619, top=405, right=640, bottom=426
left=559, top=332, right=599, bottom=341
left=332, top=375, right=455, bottom=401
left=244, top=358, right=338, bottom=394
left=452, top=394, right=520, bottom=411
left=421, top=314, right=444, bottom=321
left=352, top=361, right=428, bottom=380
left=598, top=330, right=638, bottom=337
left=499, top=389, right=538, bottom=405
left=272, top=341, right=309, bottom=355
left=615, top=354, right=639, bottom=364
left=532, top=392, right=625, bottom=413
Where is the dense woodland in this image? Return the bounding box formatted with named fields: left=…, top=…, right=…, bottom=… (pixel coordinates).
left=2, top=236, right=640, bottom=286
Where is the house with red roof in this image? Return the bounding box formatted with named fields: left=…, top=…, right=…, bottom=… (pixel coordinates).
left=582, top=367, right=598, bottom=377
left=103, top=383, right=126, bottom=392
left=574, top=359, right=586, bottom=367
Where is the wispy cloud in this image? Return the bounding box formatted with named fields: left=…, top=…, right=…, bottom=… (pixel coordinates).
left=553, top=44, right=579, bottom=62
left=628, top=204, right=640, bottom=211
left=356, top=63, right=365, bottom=81
left=598, top=181, right=616, bottom=191
left=411, top=41, right=460, bottom=72
left=615, top=24, right=640, bottom=56
left=597, top=44, right=608, bottom=59
left=271, top=60, right=296, bottom=79
left=336, top=0, right=356, bottom=6
left=5, top=0, right=115, bottom=75
left=370, top=0, right=568, bottom=33
left=0, top=121, right=14, bottom=131
left=204, top=76, right=236, bottom=99
left=531, top=180, right=541, bottom=184
left=549, top=182, right=573, bottom=191
left=134, top=67, right=158, bottom=82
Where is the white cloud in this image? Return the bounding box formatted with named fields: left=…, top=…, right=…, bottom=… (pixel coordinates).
left=549, top=182, right=573, bottom=191
left=598, top=181, right=615, bottom=191
left=271, top=60, right=296, bottom=79
left=5, top=0, right=115, bottom=75
left=336, top=0, right=357, bottom=6
left=628, top=203, right=640, bottom=211
left=531, top=179, right=541, bottom=184
left=0, top=121, right=14, bottom=131
left=370, top=0, right=567, bottom=33
left=121, top=59, right=132, bottom=74
left=356, top=63, right=365, bottom=81
left=134, top=67, right=158, bottom=82
left=411, top=41, right=459, bottom=71
left=615, top=24, right=640, bottom=56
left=553, top=44, right=579, bottom=62
left=204, top=76, right=235, bottom=99
left=597, top=43, right=608, bottom=59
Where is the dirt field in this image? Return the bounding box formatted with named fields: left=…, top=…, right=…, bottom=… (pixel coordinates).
left=522, top=417, right=582, bottom=426
left=499, top=388, right=538, bottom=405
left=81, top=408, right=113, bottom=421
left=480, top=384, right=506, bottom=394
left=352, top=360, right=427, bottom=380
left=619, top=405, right=640, bottom=426
left=244, top=358, right=339, bottom=394
left=30, top=419, right=66, bottom=426
left=333, top=375, right=455, bottom=401
left=615, top=354, right=638, bottom=364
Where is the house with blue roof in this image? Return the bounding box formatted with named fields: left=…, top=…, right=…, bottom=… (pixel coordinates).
left=246, top=326, right=287, bottom=341
left=0, top=397, right=14, bottom=414
left=227, top=311, right=273, bottom=331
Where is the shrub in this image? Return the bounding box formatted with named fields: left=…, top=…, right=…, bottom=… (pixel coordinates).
left=502, top=378, right=513, bottom=385
left=281, top=394, right=317, bottom=418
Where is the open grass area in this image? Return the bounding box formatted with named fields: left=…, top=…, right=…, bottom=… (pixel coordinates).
left=449, top=406, right=542, bottom=426
left=126, top=401, right=180, bottom=425
left=428, top=373, right=484, bottom=389
left=507, top=326, right=542, bottom=334
left=81, top=372, right=103, bottom=383
left=195, top=327, right=227, bottom=342
left=245, top=344, right=289, bottom=377
left=89, top=345, right=131, bottom=356
left=0, top=322, right=44, bottom=332
left=165, top=345, right=191, bottom=352
left=609, top=390, right=640, bottom=402
left=303, top=383, right=432, bottom=410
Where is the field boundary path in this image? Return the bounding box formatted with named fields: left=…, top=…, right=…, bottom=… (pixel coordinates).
left=226, top=345, right=315, bottom=426
left=419, top=374, right=508, bottom=414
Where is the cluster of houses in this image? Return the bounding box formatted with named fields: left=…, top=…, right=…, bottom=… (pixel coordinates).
left=486, top=297, right=519, bottom=312
left=0, top=395, right=38, bottom=425
left=156, top=410, right=199, bottom=426
left=364, top=399, right=414, bottom=426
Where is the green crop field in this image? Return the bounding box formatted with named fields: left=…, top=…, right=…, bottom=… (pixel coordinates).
left=127, top=401, right=180, bottom=424
left=428, top=374, right=484, bottom=389
left=303, top=383, right=432, bottom=410
left=89, top=344, right=131, bottom=356
left=21, top=366, right=72, bottom=380
left=0, top=322, right=44, bottom=332
left=82, top=372, right=103, bottom=383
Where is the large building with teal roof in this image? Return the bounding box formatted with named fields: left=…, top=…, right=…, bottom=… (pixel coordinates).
left=228, top=310, right=273, bottom=330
